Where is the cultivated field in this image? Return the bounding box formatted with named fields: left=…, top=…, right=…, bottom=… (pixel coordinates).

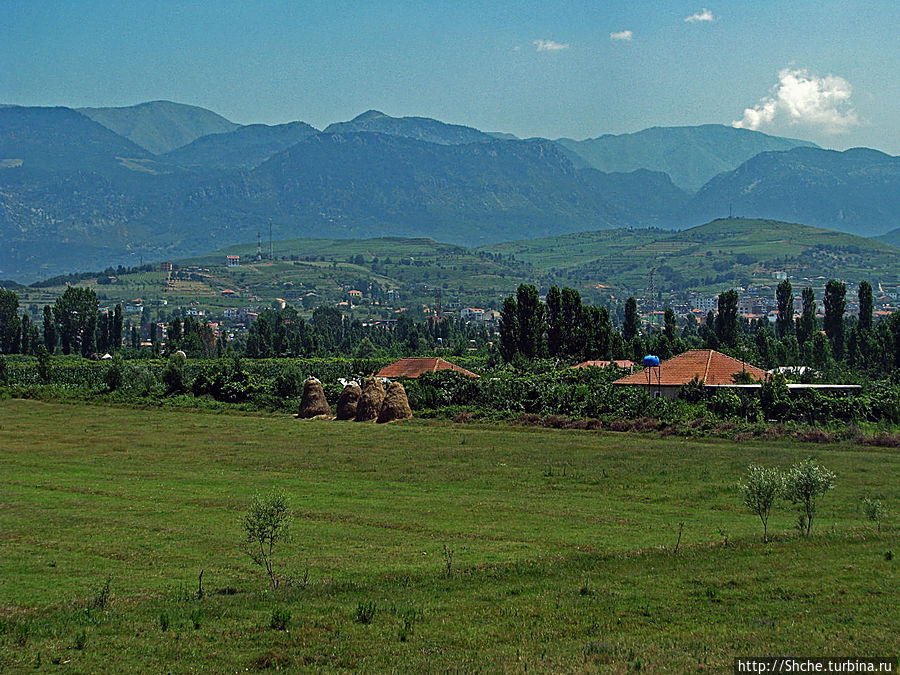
left=0, top=399, right=896, bottom=672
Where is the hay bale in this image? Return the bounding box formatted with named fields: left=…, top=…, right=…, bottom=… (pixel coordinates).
left=336, top=383, right=362, bottom=420
left=354, top=377, right=385, bottom=422
left=377, top=381, right=412, bottom=423
left=298, top=378, right=331, bottom=418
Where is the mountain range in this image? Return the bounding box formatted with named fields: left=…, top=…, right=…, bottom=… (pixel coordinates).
left=0, top=101, right=897, bottom=282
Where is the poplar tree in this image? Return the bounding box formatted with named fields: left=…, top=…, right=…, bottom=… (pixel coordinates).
left=775, top=279, right=794, bottom=338
left=858, top=281, right=873, bottom=332
left=823, top=280, right=846, bottom=360
left=798, top=287, right=817, bottom=346
left=622, top=297, right=639, bottom=342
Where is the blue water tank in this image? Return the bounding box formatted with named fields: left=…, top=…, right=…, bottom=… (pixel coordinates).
left=643, top=355, right=660, bottom=368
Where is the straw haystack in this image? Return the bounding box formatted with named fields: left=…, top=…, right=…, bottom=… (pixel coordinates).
left=336, top=382, right=362, bottom=420
left=298, top=378, right=331, bottom=418
left=354, top=377, right=385, bottom=421
left=377, top=381, right=412, bottom=423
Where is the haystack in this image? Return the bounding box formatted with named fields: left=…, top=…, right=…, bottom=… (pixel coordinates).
left=336, top=382, right=362, bottom=420
left=354, top=377, right=385, bottom=422
left=298, top=378, right=331, bottom=418
left=377, top=381, right=412, bottom=423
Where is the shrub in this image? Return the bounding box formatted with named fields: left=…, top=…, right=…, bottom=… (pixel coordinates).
left=784, top=459, right=835, bottom=537
left=103, top=355, right=126, bottom=391
left=739, top=465, right=785, bottom=542
left=161, top=353, right=187, bottom=395
left=270, top=607, right=292, bottom=631
left=273, top=363, right=304, bottom=398
left=242, top=489, right=293, bottom=590
left=862, top=497, right=886, bottom=533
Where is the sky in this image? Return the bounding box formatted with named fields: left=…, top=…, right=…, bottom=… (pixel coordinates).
left=3, top=0, right=898, bottom=154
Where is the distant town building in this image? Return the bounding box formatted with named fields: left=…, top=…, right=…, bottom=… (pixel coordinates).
left=160, top=261, right=173, bottom=272
left=691, top=296, right=718, bottom=312
left=226, top=255, right=240, bottom=267
left=460, top=307, right=484, bottom=322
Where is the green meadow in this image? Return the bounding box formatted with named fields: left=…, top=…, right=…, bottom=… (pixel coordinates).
left=0, top=399, right=896, bottom=672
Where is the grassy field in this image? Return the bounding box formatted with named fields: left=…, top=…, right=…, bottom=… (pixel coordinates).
left=1, top=399, right=897, bottom=672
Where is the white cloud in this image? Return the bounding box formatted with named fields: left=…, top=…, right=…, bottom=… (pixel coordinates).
left=685, top=8, right=716, bottom=23
left=533, top=39, right=569, bottom=52
left=733, top=68, right=860, bottom=134
left=609, top=30, right=633, bottom=41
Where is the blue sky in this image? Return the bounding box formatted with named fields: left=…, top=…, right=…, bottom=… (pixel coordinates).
left=3, top=0, right=898, bottom=153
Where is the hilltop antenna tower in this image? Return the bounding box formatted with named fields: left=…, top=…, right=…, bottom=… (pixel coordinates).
left=269, top=220, right=274, bottom=260
left=257, top=232, right=262, bottom=262
left=647, top=267, right=656, bottom=314
left=435, top=288, right=443, bottom=320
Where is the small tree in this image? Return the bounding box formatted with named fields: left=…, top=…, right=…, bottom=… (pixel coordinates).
left=784, top=459, right=835, bottom=537
left=740, top=465, right=784, bottom=542
left=243, top=489, right=293, bottom=589
left=861, top=497, right=886, bottom=533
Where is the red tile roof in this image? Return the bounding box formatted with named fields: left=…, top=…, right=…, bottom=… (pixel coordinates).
left=376, top=357, right=480, bottom=379
left=573, top=360, right=635, bottom=369
left=613, top=350, right=767, bottom=386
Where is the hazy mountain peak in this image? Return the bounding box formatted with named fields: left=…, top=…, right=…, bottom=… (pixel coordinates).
left=79, top=101, right=240, bottom=154
left=556, top=124, right=818, bottom=192
left=324, top=110, right=493, bottom=146
left=352, top=109, right=388, bottom=121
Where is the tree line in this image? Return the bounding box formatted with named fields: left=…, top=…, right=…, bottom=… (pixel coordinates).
left=3, top=277, right=900, bottom=380
left=0, top=287, right=122, bottom=358
left=498, top=280, right=900, bottom=380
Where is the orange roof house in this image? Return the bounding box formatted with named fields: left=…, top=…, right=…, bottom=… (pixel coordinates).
left=613, top=349, right=768, bottom=398
left=376, top=357, right=480, bottom=379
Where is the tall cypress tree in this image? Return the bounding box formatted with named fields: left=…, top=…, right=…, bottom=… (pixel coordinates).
left=560, top=287, right=582, bottom=357
left=43, top=305, right=56, bottom=354
left=498, top=295, right=518, bottom=363
left=858, top=280, right=873, bottom=332
left=113, top=304, right=123, bottom=350
left=823, top=279, right=846, bottom=360
left=622, top=297, right=639, bottom=342
left=715, top=289, right=739, bottom=348
left=515, top=284, right=545, bottom=359
left=663, top=307, right=677, bottom=341
left=798, top=287, right=817, bottom=346
left=19, top=313, right=31, bottom=355
left=775, top=279, right=794, bottom=338
left=545, top=286, right=562, bottom=358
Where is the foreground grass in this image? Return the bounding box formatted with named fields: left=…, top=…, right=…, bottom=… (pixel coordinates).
left=0, top=399, right=896, bottom=672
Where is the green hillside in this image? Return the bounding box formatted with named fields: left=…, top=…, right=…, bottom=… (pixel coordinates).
left=14, top=220, right=900, bottom=323
left=483, top=218, right=900, bottom=296
left=15, top=237, right=537, bottom=323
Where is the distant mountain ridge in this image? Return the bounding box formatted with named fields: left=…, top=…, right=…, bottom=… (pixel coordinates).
left=557, top=124, right=817, bottom=192
left=161, top=121, right=318, bottom=170
left=0, top=106, right=151, bottom=172
left=79, top=100, right=240, bottom=154
left=692, top=147, right=900, bottom=237
left=323, top=110, right=494, bottom=145
left=1, top=101, right=897, bottom=281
